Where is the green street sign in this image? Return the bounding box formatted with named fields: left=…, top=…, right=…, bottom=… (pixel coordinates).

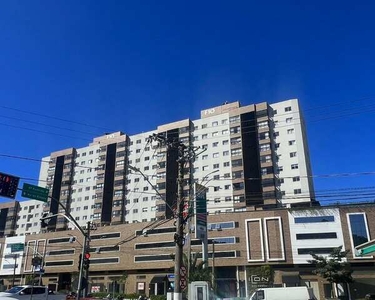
left=11, top=243, right=24, bottom=252
left=21, top=183, right=49, bottom=202
left=359, top=244, right=375, bottom=256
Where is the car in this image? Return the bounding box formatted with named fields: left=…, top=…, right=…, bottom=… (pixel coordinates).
left=0, top=285, right=65, bottom=300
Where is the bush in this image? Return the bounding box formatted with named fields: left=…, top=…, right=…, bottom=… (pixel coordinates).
left=150, top=295, right=167, bottom=300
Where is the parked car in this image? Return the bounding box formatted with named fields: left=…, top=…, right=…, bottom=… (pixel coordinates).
left=0, top=285, right=65, bottom=300
left=249, top=286, right=316, bottom=300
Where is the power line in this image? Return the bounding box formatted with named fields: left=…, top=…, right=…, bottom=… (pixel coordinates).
left=0, top=105, right=116, bottom=132
left=0, top=115, right=98, bottom=136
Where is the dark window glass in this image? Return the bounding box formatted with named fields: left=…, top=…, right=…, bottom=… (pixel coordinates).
left=294, top=216, right=334, bottom=224
left=89, top=246, right=119, bottom=253
left=135, top=242, right=175, bottom=250
left=48, top=249, right=75, bottom=256
left=48, top=237, right=72, bottom=244
left=135, top=227, right=176, bottom=236
left=90, top=258, right=119, bottom=264
left=45, top=260, right=73, bottom=266
left=90, top=233, right=120, bottom=240
left=296, top=232, right=337, bottom=240
left=135, top=254, right=172, bottom=262
left=196, top=251, right=236, bottom=259
left=349, top=214, right=369, bottom=247
left=297, top=248, right=336, bottom=255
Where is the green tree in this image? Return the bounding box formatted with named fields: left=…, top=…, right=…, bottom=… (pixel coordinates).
left=183, top=253, right=212, bottom=283
left=308, top=246, right=353, bottom=298
left=118, top=272, right=128, bottom=294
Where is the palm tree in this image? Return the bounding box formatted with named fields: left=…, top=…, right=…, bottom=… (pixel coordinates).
left=182, top=253, right=212, bottom=283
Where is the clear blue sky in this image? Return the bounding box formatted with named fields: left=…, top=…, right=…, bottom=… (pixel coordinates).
left=1, top=0, right=375, bottom=203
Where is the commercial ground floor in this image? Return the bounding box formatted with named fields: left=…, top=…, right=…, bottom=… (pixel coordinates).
left=2, top=264, right=375, bottom=299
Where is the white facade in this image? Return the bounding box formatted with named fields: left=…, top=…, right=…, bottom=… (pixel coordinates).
left=192, top=114, right=235, bottom=213
left=126, top=131, right=159, bottom=224
left=288, top=208, right=345, bottom=264
left=17, top=98, right=314, bottom=233
left=271, top=99, right=315, bottom=205
left=0, top=236, right=26, bottom=276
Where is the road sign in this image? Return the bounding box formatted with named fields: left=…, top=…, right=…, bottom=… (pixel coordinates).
left=180, top=277, right=187, bottom=290
left=0, top=172, right=20, bottom=199
left=21, top=183, right=49, bottom=202
left=195, top=183, right=208, bottom=241
left=180, top=266, right=187, bottom=277
left=10, top=243, right=24, bottom=252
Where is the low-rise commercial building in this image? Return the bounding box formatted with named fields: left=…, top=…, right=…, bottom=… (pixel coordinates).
left=1, top=203, right=374, bottom=299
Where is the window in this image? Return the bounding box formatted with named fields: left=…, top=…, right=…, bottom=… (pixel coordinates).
left=222, top=129, right=229, bottom=135
left=202, top=165, right=209, bottom=171
left=290, top=152, right=297, bottom=157
left=294, top=189, right=302, bottom=194
left=231, top=148, right=242, bottom=156
left=202, top=134, right=208, bottom=139
left=293, top=176, right=300, bottom=182
left=222, top=119, right=228, bottom=125
left=223, top=151, right=229, bottom=156
left=296, top=232, right=337, bottom=240
left=212, top=121, right=218, bottom=127
left=291, top=164, right=299, bottom=169
left=224, top=185, right=230, bottom=190
left=258, top=121, right=268, bottom=128
left=259, top=144, right=271, bottom=152
left=348, top=213, right=370, bottom=250
left=260, top=155, right=271, bottom=163
left=133, top=199, right=139, bottom=203
left=229, top=116, right=240, bottom=123
left=287, top=128, right=294, bottom=134
left=213, top=175, right=220, bottom=180
left=212, top=132, right=219, bottom=137
left=136, top=139, right=141, bottom=144
left=202, top=124, right=207, bottom=129
left=202, top=144, right=208, bottom=149
left=213, top=186, right=220, bottom=192
left=277, top=166, right=283, bottom=172
left=286, top=117, right=293, bottom=123
left=222, top=140, right=229, bottom=145
left=223, top=162, right=230, bottom=167
left=143, top=197, right=148, bottom=202
left=202, top=155, right=208, bottom=160
left=289, top=140, right=296, bottom=145
left=213, top=164, right=219, bottom=169
left=213, top=153, right=219, bottom=158
left=285, top=106, right=292, bottom=112
left=214, top=198, right=220, bottom=203
left=295, top=216, right=334, bottom=223
left=298, top=248, right=336, bottom=255
left=213, top=142, right=219, bottom=147
left=133, top=209, right=138, bottom=213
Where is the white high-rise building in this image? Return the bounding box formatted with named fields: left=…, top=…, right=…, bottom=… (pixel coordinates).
left=15, top=99, right=315, bottom=235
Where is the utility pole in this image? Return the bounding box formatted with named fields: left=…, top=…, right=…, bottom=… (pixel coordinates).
left=12, top=254, right=18, bottom=287
left=211, top=241, right=215, bottom=290
left=147, top=133, right=199, bottom=300
left=174, top=143, right=186, bottom=300
left=84, top=221, right=91, bottom=297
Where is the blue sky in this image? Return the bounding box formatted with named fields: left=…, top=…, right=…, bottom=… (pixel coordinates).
left=0, top=0, right=375, bottom=203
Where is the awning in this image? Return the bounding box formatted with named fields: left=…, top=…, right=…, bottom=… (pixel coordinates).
left=150, top=275, right=167, bottom=284
left=282, top=272, right=300, bottom=285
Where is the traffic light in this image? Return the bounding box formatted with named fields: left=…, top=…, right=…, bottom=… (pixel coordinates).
left=78, top=254, right=82, bottom=271
left=83, top=252, right=90, bottom=270
left=40, top=213, right=49, bottom=228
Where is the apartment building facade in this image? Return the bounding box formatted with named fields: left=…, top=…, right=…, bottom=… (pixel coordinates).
left=14, top=98, right=315, bottom=235
left=1, top=203, right=375, bottom=299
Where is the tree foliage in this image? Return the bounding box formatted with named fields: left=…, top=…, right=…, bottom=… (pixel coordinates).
left=182, top=253, right=212, bottom=283
left=308, top=246, right=353, bottom=284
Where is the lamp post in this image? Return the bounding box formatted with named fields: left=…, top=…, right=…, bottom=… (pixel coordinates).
left=211, top=240, right=216, bottom=290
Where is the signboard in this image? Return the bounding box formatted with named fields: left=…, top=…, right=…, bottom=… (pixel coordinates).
left=195, top=183, right=208, bottom=241
left=10, top=243, right=24, bottom=252
left=21, top=183, right=49, bottom=202
left=0, top=172, right=20, bottom=199
left=358, top=244, right=375, bottom=256
left=246, top=266, right=274, bottom=293
left=91, top=286, right=101, bottom=293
